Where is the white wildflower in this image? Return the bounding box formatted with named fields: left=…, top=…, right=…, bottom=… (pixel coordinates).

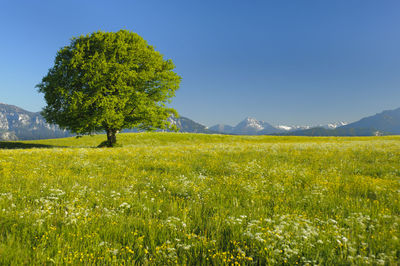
left=119, top=202, right=131, bottom=209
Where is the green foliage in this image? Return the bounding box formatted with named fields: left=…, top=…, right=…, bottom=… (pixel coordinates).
left=37, top=30, right=181, bottom=146
left=0, top=133, right=399, bottom=264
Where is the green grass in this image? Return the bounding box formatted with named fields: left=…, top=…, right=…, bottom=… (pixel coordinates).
left=0, top=133, right=399, bottom=264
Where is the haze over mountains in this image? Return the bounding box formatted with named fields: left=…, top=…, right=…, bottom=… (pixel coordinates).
left=0, top=102, right=400, bottom=141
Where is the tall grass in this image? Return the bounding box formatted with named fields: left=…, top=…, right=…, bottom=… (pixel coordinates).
left=0, top=133, right=399, bottom=264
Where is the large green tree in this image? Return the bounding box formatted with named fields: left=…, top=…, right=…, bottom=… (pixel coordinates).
left=37, top=30, right=181, bottom=146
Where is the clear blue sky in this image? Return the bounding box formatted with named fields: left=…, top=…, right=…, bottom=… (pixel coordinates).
left=1, top=0, right=400, bottom=126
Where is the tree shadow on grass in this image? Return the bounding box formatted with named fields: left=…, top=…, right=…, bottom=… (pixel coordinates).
left=0, top=141, right=60, bottom=149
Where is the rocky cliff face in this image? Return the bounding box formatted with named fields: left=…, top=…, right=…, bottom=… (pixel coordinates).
left=0, top=103, right=72, bottom=141
left=167, top=116, right=215, bottom=133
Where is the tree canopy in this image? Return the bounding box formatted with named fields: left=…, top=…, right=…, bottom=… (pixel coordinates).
left=37, top=30, right=181, bottom=146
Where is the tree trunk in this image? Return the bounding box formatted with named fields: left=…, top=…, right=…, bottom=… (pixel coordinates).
left=106, top=129, right=117, bottom=147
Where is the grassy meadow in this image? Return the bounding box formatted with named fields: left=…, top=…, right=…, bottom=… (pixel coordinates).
left=0, top=133, right=399, bottom=264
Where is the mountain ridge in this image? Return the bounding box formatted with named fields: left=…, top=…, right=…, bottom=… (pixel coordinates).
left=209, top=118, right=349, bottom=135
left=0, top=103, right=72, bottom=141
left=340, top=107, right=400, bottom=133
left=283, top=108, right=400, bottom=136
left=1, top=103, right=400, bottom=140
left=0, top=103, right=214, bottom=140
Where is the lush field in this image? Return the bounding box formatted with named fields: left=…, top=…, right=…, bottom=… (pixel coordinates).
left=0, top=133, right=399, bottom=264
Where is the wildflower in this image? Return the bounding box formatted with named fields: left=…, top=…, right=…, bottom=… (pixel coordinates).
left=119, top=202, right=131, bottom=209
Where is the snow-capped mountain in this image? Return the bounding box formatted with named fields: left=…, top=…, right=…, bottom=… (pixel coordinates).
left=210, top=117, right=295, bottom=135
left=0, top=103, right=215, bottom=140
left=283, top=107, right=400, bottom=136
left=0, top=103, right=72, bottom=141
left=275, top=125, right=311, bottom=131
left=234, top=117, right=280, bottom=135
left=2, top=102, right=399, bottom=140
left=321, top=121, right=348, bottom=129
left=166, top=116, right=214, bottom=133
left=208, top=124, right=234, bottom=134
left=275, top=122, right=348, bottom=131
left=209, top=118, right=349, bottom=135
left=123, top=115, right=213, bottom=134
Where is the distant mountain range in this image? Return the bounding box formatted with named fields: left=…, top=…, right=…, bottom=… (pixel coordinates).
left=209, top=107, right=400, bottom=136
left=1, top=102, right=399, bottom=140
left=167, top=116, right=214, bottom=134
left=0, top=103, right=212, bottom=141
left=0, top=103, right=72, bottom=141
left=341, top=108, right=400, bottom=133
left=208, top=108, right=400, bottom=136
left=209, top=117, right=280, bottom=135
left=122, top=115, right=213, bottom=134
left=209, top=117, right=348, bottom=135
left=285, top=107, right=400, bottom=136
